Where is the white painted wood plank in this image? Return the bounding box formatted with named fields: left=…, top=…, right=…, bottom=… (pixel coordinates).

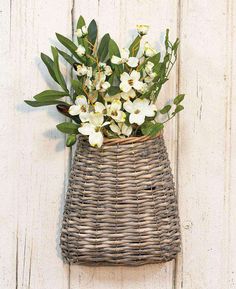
left=228, top=0, right=236, bottom=287
left=0, top=3, right=17, bottom=288
left=176, top=1, right=230, bottom=288
left=70, top=1, right=178, bottom=289
left=0, top=0, right=72, bottom=288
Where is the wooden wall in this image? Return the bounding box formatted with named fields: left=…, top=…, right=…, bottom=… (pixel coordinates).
left=0, top=0, right=235, bottom=288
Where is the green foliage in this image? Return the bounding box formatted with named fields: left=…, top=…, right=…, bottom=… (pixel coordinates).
left=24, top=100, right=67, bottom=107
left=71, top=79, right=84, bottom=96
left=56, top=122, right=79, bottom=134
left=129, top=35, right=141, bottom=56
left=97, top=33, right=110, bottom=61
left=57, top=49, right=76, bottom=66
left=66, top=134, right=77, bottom=147
left=77, top=15, right=85, bottom=29
left=51, top=47, right=68, bottom=92
left=174, top=94, right=185, bottom=105
left=160, top=104, right=171, bottom=114
left=87, top=20, right=97, bottom=47
left=56, top=33, right=86, bottom=63
left=33, top=90, right=68, bottom=101
left=173, top=104, right=184, bottom=115
left=109, top=39, right=123, bottom=75
left=25, top=16, right=185, bottom=148
left=107, top=86, right=120, bottom=96
left=40, top=53, right=58, bottom=84
left=141, top=121, right=164, bottom=137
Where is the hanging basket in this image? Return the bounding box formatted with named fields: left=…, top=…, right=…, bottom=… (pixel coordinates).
left=60, top=133, right=181, bottom=266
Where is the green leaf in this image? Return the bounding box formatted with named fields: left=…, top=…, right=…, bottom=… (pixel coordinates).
left=149, top=52, right=161, bottom=63
left=87, top=19, right=97, bottom=46
left=129, top=35, right=141, bottom=56
left=56, top=33, right=77, bottom=51
left=77, top=15, right=85, bottom=29
left=56, top=33, right=86, bottom=63
left=173, top=104, right=184, bottom=114
left=97, top=33, right=111, bottom=61
left=173, top=94, right=185, bottom=105
left=24, top=100, right=67, bottom=107
left=66, top=134, right=77, bottom=147
left=160, top=105, right=171, bottom=114
left=141, top=121, right=164, bottom=137
left=56, top=122, right=79, bottom=134
left=107, top=86, right=120, bottom=96
left=51, top=47, right=68, bottom=92
left=57, top=49, right=76, bottom=66
left=109, top=38, right=120, bottom=58
left=40, top=53, right=58, bottom=84
left=33, top=90, right=68, bottom=101
left=71, top=79, right=84, bottom=95
left=165, top=28, right=170, bottom=51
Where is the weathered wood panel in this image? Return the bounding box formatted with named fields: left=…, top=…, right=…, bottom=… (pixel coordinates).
left=176, top=0, right=234, bottom=288
left=1, top=0, right=236, bottom=288
left=0, top=0, right=72, bottom=288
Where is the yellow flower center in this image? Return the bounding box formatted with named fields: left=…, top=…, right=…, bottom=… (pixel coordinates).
left=134, top=109, right=140, bottom=114
left=80, top=105, right=87, bottom=112
left=128, top=79, right=134, bottom=86
left=111, top=111, right=118, bottom=116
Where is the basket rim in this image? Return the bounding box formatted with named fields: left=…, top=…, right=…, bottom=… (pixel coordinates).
left=103, top=131, right=163, bottom=146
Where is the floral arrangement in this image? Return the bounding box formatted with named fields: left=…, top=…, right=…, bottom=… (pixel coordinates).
left=25, top=16, right=185, bottom=148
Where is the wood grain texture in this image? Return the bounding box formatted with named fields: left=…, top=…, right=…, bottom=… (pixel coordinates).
left=1, top=0, right=236, bottom=288
left=0, top=0, right=72, bottom=288
left=176, top=0, right=234, bottom=288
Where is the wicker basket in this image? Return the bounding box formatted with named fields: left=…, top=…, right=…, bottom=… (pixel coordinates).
left=60, top=134, right=181, bottom=266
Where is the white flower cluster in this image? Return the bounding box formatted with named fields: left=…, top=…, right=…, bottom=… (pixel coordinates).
left=69, top=24, right=160, bottom=148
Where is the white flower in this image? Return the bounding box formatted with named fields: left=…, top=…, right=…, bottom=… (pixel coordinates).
left=78, top=112, right=109, bottom=148
left=145, top=61, right=156, bottom=78
left=84, top=78, right=93, bottom=90
left=75, top=25, right=88, bottom=38
left=87, top=67, right=93, bottom=78
left=124, top=98, right=157, bottom=125
left=120, top=89, right=136, bottom=101
left=94, top=102, right=105, bottom=113
left=99, top=63, right=113, bottom=76
left=139, top=82, right=149, bottom=93
left=144, top=61, right=156, bottom=83
left=106, top=100, right=126, bottom=122
left=69, top=95, right=90, bottom=122
left=119, top=70, right=144, bottom=93
left=110, top=122, right=132, bottom=137
left=101, top=81, right=111, bottom=91
left=76, top=64, right=88, bottom=76
left=95, top=72, right=111, bottom=92
left=111, top=48, right=139, bottom=68
left=145, top=61, right=154, bottom=74
left=144, top=42, right=157, bottom=57
left=76, top=45, right=86, bottom=56
left=136, top=25, right=149, bottom=36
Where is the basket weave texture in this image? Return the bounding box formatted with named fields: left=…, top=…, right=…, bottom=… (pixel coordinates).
left=60, top=134, right=181, bottom=266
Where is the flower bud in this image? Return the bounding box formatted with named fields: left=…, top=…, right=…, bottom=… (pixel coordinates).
left=66, top=134, right=77, bottom=147
left=136, top=25, right=149, bottom=36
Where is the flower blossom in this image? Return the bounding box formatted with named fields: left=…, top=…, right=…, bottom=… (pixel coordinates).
left=124, top=98, right=157, bottom=125
left=111, top=48, right=139, bottom=68
left=78, top=112, right=109, bottom=148
left=119, top=70, right=144, bottom=93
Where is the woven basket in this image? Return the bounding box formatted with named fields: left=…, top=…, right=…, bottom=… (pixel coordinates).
left=60, top=134, right=181, bottom=266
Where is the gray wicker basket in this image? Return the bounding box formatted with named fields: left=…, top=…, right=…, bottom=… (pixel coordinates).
left=60, top=134, right=181, bottom=266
